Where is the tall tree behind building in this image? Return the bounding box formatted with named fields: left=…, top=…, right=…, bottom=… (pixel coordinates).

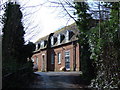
left=74, top=2, right=96, bottom=83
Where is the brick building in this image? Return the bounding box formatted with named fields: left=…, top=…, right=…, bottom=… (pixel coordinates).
left=32, top=23, right=80, bottom=71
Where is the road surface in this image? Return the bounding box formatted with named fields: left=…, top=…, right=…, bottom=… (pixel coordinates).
left=28, top=72, right=90, bottom=89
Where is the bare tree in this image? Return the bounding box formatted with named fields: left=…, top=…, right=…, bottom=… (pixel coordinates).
left=0, top=0, right=76, bottom=43
left=21, top=0, right=76, bottom=43
left=47, top=0, right=77, bottom=22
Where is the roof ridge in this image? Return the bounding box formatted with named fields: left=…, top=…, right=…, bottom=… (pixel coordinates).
left=54, top=23, right=76, bottom=33
left=35, top=23, right=76, bottom=43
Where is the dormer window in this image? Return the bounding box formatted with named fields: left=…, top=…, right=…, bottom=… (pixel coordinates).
left=36, top=42, right=41, bottom=50
left=36, top=43, right=38, bottom=50
left=66, top=31, right=69, bottom=42
left=58, top=34, right=65, bottom=45
left=41, top=41, right=45, bottom=48
left=38, top=43, right=40, bottom=49
left=65, top=30, right=73, bottom=42
left=31, top=58, right=34, bottom=62
left=58, top=34, right=61, bottom=45
left=51, top=36, right=54, bottom=46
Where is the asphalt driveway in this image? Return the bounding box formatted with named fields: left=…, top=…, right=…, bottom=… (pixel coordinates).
left=28, top=71, right=90, bottom=89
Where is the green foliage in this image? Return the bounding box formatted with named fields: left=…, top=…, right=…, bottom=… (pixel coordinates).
left=2, top=2, right=35, bottom=88
left=23, top=42, right=36, bottom=59
left=87, top=2, right=120, bottom=89
left=2, top=2, right=34, bottom=76
left=74, top=1, right=119, bottom=89
left=74, top=2, right=96, bottom=82
left=75, top=2, right=92, bottom=44
left=2, top=2, right=25, bottom=63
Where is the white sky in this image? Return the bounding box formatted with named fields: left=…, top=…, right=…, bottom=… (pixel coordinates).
left=18, top=0, right=103, bottom=44
left=0, top=0, right=75, bottom=43
left=18, top=0, right=75, bottom=43
left=1, top=0, right=105, bottom=43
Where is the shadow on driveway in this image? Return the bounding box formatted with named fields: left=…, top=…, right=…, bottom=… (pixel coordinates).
left=27, top=72, right=91, bottom=89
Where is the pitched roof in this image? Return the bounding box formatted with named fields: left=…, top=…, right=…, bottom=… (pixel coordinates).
left=35, top=35, right=49, bottom=43
left=33, top=23, right=79, bottom=52
left=35, top=23, right=79, bottom=43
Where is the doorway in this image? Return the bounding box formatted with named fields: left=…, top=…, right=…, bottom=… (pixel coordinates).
left=42, top=55, right=45, bottom=71
left=65, top=51, right=70, bottom=70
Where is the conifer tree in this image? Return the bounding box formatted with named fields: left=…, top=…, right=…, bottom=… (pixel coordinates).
left=74, top=2, right=95, bottom=82
left=2, top=2, right=25, bottom=74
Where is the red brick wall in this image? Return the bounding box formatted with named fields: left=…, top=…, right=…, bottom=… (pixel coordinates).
left=32, top=50, right=47, bottom=71
left=32, top=42, right=80, bottom=72
left=49, top=42, right=80, bottom=71
left=76, top=43, right=80, bottom=71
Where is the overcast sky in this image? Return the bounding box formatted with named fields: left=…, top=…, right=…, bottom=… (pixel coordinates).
left=19, top=0, right=110, bottom=43
left=0, top=0, right=75, bottom=43
left=0, top=0, right=105, bottom=43
left=17, top=0, right=75, bottom=43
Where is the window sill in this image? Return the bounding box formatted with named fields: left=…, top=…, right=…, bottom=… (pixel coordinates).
left=58, top=63, right=61, bottom=65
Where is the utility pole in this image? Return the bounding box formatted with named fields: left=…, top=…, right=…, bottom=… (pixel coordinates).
left=98, top=1, right=101, bottom=38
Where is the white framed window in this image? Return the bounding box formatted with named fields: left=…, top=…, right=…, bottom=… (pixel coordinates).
left=41, top=41, right=44, bottom=48
left=51, top=53, right=54, bottom=64
left=36, top=43, right=38, bottom=50
left=65, top=51, right=70, bottom=61
left=65, top=51, right=70, bottom=70
left=65, top=31, right=69, bottom=42
left=51, top=36, right=54, bottom=46
left=31, top=58, right=34, bottom=62
left=58, top=34, right=61, bottom=45
left=58, top=53, right=61, bottom=64
left=38, top=43, right=40, bottom=49
left=36, top=57, right=38, bottom=65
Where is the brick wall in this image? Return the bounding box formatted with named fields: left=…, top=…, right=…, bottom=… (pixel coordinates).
left=32, top=42, right=80, bottom=72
